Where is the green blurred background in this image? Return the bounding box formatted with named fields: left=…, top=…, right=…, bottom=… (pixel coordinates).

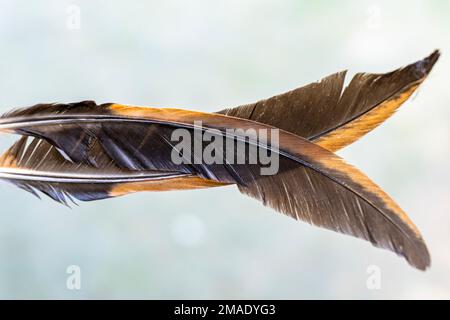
left=0, top=0, right=448, bottom=299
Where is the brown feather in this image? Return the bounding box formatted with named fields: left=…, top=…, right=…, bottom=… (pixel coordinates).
left=0, top=136, right=222, bottom=204
left=218, top=50, right=439, bottom=151
left=0, top=103, right=430, bottom=269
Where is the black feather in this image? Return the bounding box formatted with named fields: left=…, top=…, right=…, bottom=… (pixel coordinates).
left=0, top=136, right=187, bottom=205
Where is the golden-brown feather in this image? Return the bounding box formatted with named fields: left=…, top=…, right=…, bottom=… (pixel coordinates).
left=315, top=82, right=421, bottom=151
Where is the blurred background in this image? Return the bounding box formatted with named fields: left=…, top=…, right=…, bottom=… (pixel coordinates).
left=0, top=0, right=448, bottom=299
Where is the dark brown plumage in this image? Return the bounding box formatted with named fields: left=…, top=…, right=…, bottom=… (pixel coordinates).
left=219, top=50, right=439, bottom=151
left=0, top=51, right=439, bottom=270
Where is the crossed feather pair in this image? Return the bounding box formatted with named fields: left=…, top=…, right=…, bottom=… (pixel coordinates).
left=0, top=51, right=440, bottom=270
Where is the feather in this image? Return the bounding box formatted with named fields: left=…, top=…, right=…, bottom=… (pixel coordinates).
left=0, top=103, right=430, bottom=269
left=218, top=50, right=439, bottom=151
left=0, top=136, right=226, bottom=205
